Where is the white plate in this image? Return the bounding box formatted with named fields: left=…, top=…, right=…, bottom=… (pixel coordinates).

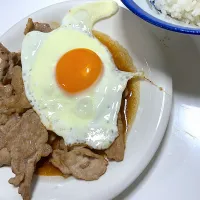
left=0, top=1, right=172, bottom=199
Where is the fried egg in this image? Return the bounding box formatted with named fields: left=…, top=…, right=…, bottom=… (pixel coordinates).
left=21, top=0, right=139, bottom=149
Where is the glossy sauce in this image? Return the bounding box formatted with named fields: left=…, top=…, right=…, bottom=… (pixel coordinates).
left=93, top=30, right=140, bottom=136
left=36, top=157, right=63, bottom=176
left=36, top=30, right=139, bottom=176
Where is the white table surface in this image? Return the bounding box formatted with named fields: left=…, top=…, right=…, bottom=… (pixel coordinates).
left=1, top=0, right=200, bottom=200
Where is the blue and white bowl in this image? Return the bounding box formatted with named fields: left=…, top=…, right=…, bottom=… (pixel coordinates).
left=121, top=0, right=200, bottom=35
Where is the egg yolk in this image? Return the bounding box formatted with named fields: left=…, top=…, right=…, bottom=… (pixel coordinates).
left=56, top=48, right=103, bottom=93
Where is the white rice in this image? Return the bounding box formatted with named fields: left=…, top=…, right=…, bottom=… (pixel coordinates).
left=154, top=0, right=200, bottom=26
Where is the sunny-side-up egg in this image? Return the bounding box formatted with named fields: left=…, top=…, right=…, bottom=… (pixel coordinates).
left=21, top=0, right=139, bottom=149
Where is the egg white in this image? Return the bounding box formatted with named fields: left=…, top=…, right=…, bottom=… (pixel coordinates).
left=22, top=0, right=138, bottom=149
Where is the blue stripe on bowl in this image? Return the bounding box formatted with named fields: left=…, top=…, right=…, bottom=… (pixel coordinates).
left=121, top=0, right=200, bottom=35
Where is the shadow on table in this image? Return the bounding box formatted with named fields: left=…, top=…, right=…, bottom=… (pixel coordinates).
left=159, top=32, right=200, bottom=97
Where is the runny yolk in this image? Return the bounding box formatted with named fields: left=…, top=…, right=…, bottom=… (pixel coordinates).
left=56, top=48, right=103, bottom=93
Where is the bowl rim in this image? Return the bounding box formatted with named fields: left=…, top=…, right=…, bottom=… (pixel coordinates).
left=121, top=0, right=200, bottom=35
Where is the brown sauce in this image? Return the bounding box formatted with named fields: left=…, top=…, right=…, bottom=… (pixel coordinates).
left=93, top=30, right=140, bottom=136
left=36, top=30, right=140, bottom=176
left=36, top=134, right=64, bottom=176
left=36, top=157, right=63, bottom=176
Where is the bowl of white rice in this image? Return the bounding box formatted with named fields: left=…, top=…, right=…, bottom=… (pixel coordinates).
left=122, top=0, right=200, bottom=34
